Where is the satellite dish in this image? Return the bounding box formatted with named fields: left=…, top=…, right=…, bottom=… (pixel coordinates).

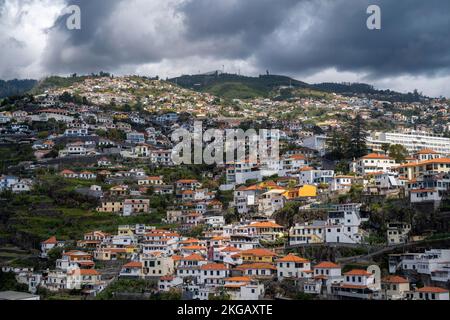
left=367, top=265, right=381, bottom=290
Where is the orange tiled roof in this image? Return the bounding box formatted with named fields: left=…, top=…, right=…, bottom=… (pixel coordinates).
left=416, top=148, right=439, bottom=155
left=362, top=153, right=392, bottom=160
left=416, top=286, right=448, bottom=293
left=224, top=276, right=251, bottom=282
left=200, top=263, right=228, bottom=271
left=250, top=221, right=283, bottom=228
left=42, top=236, right=58, bottom=244
left=276, top=254, right=309, bottom=263
left=182, top=253, right=206, bottom=261
left=241, top=248, right=277, bottom=257
left=176, top=179, right=198, bottom=183
left=236, top=263, right=276, bottom=270
left=178, top=238, right=200, bottom=245
left=123, top=261, right=142, bottom=268
left=314, top=261, right=340, bottom=269
left=344, top=269, right=372, bottom=276
left=382, top=275, right=409, bottom=284
left=79, top=269, right=100, bottom=276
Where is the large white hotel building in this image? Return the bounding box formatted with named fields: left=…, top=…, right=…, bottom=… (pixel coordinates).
left=367, top=131, right=450, bottom=155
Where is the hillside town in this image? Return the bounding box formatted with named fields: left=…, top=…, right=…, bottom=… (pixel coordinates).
left=1, top=75, right=450, bottom=301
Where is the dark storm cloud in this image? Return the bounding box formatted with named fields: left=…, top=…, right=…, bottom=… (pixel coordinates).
left=39, top=0, right=450, bottom=80
left=251, top=0, right=450, bottom=78
left=177, top=0, right=304, bottom=59
left=42, top=0, right=129, bottom=74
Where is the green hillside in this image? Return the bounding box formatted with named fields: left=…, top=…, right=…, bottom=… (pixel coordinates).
left=169, top=73, right=310, bottom=99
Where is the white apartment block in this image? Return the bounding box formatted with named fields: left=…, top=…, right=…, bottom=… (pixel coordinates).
left=289, top=221, right=326, bottom=245
left=368, top=131, right=450, bottom=155
left=388, top=249, right=450, bottom=283
left=299, top=169, right=334, bottom=186
left=325, top=203, right=368, bottom=244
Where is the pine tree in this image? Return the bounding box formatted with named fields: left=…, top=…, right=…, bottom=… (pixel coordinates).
left=346, top=114, right=368, bottom=159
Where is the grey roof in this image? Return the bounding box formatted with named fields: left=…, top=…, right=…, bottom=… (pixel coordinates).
left=0, top=291, right=40, bottom=300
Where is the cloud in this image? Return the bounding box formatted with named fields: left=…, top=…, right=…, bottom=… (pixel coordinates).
left=1, top=0, right=450, bottom=96
left=0, top=0, right=65, bottom=79
left=252, top=0, right=450, bottom=79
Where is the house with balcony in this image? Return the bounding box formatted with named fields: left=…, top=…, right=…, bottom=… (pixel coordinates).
left=199, top=263, right=229, bottom=287
left=289, top=221, right=326, bottom=245
left=141, top=254, right=175, bottom=278
left=176, top=254, right=207, bottom=282
left=119, top=261, right=143, bottom=278
left=276, top=254, right=311, bottom=280
left=331, top=269, right=380, bottom=300
left=235, top=263, right=276, bottom=280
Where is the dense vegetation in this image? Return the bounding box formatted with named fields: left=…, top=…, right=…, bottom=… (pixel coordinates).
left=0, top=144, right=36, bottom=174
left=313, top=82, right=426, bottom=103
left=0, top=175, right=171, bottom=251
left=0, top=79, right=37, bottom=99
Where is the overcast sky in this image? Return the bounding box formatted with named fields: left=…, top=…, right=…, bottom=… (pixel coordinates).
left=1, top=0, right=450, bottom=97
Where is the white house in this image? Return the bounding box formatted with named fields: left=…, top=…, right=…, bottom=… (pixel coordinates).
left=325, top=204, right=368, bottom=244
left=119, top=261, right=143, bottom=278
left=199, top=263, right=229, bottom=287
left=158, top=276, right=183, bottom=292
left=332, top=269, right=380, bottom=300
left=330, top=175, right=354, bottom=192
left=289, top=221, right=326, bottom=245
left=353, top=153, right=396, bottom=175
left=258, top=190, right=286, bottom=216
left=411, top=287, right=449, bottom=301
left=276, top=254, right=311, bottom=280
left=299, top=168, right=334, bottom=186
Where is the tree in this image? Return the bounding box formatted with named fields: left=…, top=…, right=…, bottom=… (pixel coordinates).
left=381, top=143, right=390, bottom=155
left=388, top=144, right=409, bottom=163
left=0, top=271, right=28, bottom=292
left=346, top=114, right=368, bottom=159
left=335, top=160, right=350, bottom=175
left=326, top=129, right=347, bottom=160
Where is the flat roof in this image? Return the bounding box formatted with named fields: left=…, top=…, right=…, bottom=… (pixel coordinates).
left=0, top=291, right=40, bottom=300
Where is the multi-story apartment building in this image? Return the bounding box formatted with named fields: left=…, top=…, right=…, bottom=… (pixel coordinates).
left=299, top=168, right=334, bottom=186
left=368, top=131, right=450, bottom=155
left=290, top=220, right=326, bottom=245
left=388, top=249, right=450, bottom=283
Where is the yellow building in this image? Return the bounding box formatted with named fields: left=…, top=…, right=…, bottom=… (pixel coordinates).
left=240, top=248, right=278, bottom=263
left=298, top=185, right=317, bottom=198
left=283, top=185, right=317, bottom=199
left=118, top=225, right=135, bottom=236
left=97, top=201, right=123, bottom=213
